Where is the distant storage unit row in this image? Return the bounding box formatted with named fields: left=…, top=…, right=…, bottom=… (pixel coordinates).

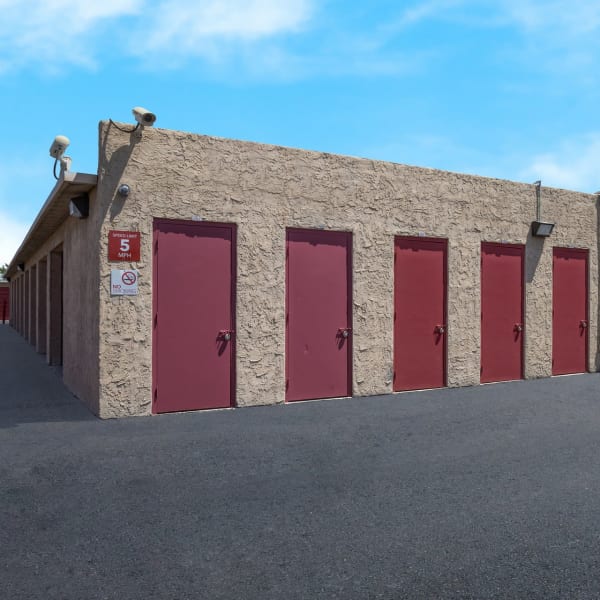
left=5, top=121, right=599, bottom=417
left=0, top=281, right=9, bottom=323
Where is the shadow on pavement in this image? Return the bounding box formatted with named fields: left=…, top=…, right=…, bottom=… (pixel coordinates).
left=0, top=325, right=96, bottom=428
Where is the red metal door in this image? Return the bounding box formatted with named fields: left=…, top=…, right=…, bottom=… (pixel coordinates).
left=153, top=220, right=235, bottom=413
left=394, top=237, right=447, bottom=391
left=286, top=229, right=352, bottom=402
left=0, top=286, right=9, bottom=323
left=481, top=242, right=524, bottom=383
left=553, top=247, right=588, bottom=375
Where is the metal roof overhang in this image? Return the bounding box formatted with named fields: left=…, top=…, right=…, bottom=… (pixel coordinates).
left=6, top=171, right=97, bottom=279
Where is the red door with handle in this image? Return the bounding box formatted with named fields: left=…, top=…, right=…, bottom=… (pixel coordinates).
left=481, top=242, right=524, bottom=383
left=394, top=237, right=447, bottom=391
left=286, top=229, right=352, bottom=402
left=553, top=247, right=588, bottom=375
left=153, top=219, right=235, bottom=413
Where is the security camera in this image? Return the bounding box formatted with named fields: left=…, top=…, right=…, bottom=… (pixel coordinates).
left=49, top=135, right=70, bottom=159
left=118, top=184, right=131, bottom=197
left=132, top=107, right=157, bottom=127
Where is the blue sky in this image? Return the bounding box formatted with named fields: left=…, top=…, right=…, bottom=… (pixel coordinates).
left=1, top=0, right=599, bottom=265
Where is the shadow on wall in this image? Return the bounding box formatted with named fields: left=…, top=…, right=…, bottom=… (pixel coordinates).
left=98, top=121, right=142, bottom=223
left=525, top=227, right=544, bottom=284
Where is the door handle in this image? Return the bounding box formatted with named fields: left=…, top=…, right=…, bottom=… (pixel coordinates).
left=434, top=325, right=446, bottom=334
left=337, top=327, right=352, bottom=338
left=514, top=323, right=523, bottom=332
left=580, top=320, right=588, bottom=329
left=218, top=329, right=235, bottom=341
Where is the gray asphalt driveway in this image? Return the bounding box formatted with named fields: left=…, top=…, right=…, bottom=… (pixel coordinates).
left=2, top=324, right=600, bottom=599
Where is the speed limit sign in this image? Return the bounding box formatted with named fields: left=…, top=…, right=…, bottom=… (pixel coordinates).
left=108, top=231, right=141, bottom=261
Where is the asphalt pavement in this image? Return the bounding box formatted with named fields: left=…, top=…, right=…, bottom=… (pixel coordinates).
left=2, top=324, right=600, bottom=599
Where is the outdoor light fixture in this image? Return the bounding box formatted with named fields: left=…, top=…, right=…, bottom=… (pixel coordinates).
left=531, top=221, right=555, bottom=237
left=69, top=193, right=89, bottom=219
left=17, top=263, right=24, bottom=272
left=531, top=180, right=555, bottom=238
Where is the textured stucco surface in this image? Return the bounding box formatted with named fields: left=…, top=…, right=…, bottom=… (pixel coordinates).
left=10, top=195, right=101, bottom=414
left=94, top=122, right=598, bottom=417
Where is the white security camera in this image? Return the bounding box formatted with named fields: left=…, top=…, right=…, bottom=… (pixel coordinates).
left=49, top=135, right=70, bottom=159
left=132, top=107, right=157, bottom=127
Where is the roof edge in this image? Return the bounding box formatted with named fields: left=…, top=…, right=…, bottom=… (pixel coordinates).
left=6, top=171, right=97, bottom=278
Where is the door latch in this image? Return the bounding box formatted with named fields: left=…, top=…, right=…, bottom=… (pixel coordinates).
left=337, top=327, right=352, bottom=339
left=514, top=323, right=523, bottom=332
left=580, top=320, right=588, bottom=329
left=218, top=329, right=235, bottom=341
left=434, top=324, right=447, bottom=334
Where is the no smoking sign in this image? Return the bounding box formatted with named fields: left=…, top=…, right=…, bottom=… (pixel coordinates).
left=111, top=270, right=139, bottom=296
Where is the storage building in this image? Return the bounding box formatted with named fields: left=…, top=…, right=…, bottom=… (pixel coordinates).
left=5, top=120, right=598, bottom=417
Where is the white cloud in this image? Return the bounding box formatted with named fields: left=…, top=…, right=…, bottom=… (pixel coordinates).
left=0, top=210, right=29, bottom=266
left=520, top=134, right=600, bottom=193
left=0, top=0, right=142, bottom=72
left=141, top=0, right=311, bottom=47
left=392, top=0, right=600, bottom=34
left=0, top=0, right=313, bottom=73
left=385, top=0, right=466, bottom=30
left=127, top=0, right=314, bottom=72
left=499, top=0, right=600, bottom=36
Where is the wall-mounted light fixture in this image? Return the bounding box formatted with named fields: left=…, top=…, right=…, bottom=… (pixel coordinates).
left=17, top=263, right=24, bottom=272
left=531, top=180, right=555, bottom=237
left=69, top=193, right=90, bottom=219
left=531, top=221, right=555, bottom=237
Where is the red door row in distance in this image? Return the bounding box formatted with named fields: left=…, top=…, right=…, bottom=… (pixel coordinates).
left=480, top=242, right=524, bottom=383
left=0, top=285, right=9, bottom=323
left=394, top=236, right=447, bottom=391
left=153, top=219, right=236, bottom=413
left=552, top=247, right=588, bottom=375
left=286, top=229, right=352, bottom=402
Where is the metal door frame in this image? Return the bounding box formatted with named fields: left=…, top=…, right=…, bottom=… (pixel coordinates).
left=552, top=246, right=589, bottom=375
left=394, top=235, right=449, bottom=390
left=285, top=228, right=353, bottom=402
left=481, top=241, right=525, bottom=382
left=152, top=218, right=237, bottom=413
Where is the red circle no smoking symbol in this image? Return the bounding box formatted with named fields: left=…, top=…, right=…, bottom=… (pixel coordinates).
left=122, top=271, right=137, bottom=286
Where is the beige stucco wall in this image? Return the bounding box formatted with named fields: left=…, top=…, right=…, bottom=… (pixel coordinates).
left=12, top=192, right=101, bottom=414
left=95, top=122, right=598, bottom=417
left=61, top=188, right=101, bottom=413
